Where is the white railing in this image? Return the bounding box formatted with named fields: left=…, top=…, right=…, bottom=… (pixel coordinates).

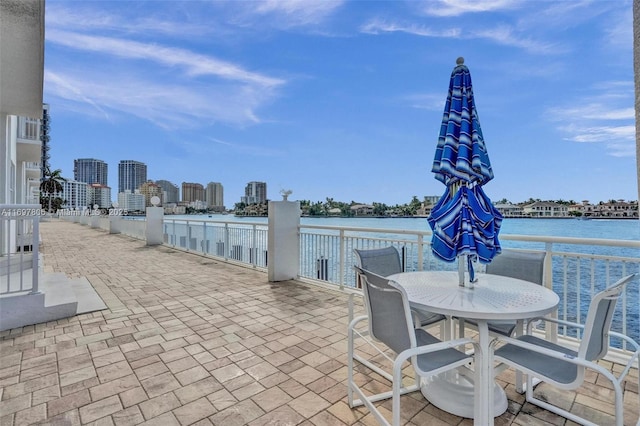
left=0, top=204, right=41, bottom=295
left=120, top=218, right=146, bottom=240
left=297, top=224, right=640, bottom=356
left=163, top=219, right=268, bottom=267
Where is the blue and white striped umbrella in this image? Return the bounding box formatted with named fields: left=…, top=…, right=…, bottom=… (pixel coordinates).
left=428, top=58, right=502, bottom=283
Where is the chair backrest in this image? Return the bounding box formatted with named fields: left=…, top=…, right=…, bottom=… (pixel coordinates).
left=486, top=250, right=545, bottom=285
left=355, top=266, right=415, bottom=355
left=579, top=274, right=637, bottom=362
left=353, top=246, right=403, bottom=279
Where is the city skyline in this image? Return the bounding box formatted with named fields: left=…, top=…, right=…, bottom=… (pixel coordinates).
left=43, top=1, right=636, bottom=205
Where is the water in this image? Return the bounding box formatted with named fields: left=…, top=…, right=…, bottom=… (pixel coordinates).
left=171, top=214, right=640, bottom=242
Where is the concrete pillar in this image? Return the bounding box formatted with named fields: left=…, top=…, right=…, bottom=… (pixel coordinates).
left=90, top=212, right=100, bottom=228
left=109, top=216, right=122, bottom=234
left=267, top=200, right=300, bottom=282
left=146, top=197, right=163, bottom=246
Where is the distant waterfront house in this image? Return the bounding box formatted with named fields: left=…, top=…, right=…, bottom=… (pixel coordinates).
left=350, top=204, right=374, bottom=216
left=593, top=200, right=639, bottom=218
left=494, top=202, right=522, bottom=217
left=522, top=201, right=568, bottom=217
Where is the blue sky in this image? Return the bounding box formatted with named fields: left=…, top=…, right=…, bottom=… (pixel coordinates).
left=44, top=0, right=636, bottom=207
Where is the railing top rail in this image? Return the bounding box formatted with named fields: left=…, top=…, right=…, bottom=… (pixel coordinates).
left=300, top=224, right=640, bottom=250
left=500, top=233, right=640, bottom=248
left=161, top=218, right=639, bottom=250
left=300, top=223, right=432, bottom=236
left=163, top=218, right=268, bottom=227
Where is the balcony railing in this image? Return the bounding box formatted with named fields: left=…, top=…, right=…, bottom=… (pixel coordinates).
left=0, top=204, right=41, bottom=295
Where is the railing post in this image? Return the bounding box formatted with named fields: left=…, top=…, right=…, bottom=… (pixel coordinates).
left=224, top=223, right=229, bottom=260
left=339, top=229, right=345, bottom=289
left=29, top=214, right=39, bottom=294
left=267, top=199, right=301, bottom=282
left=544, top=241, right=557, bottom=342
left=417, top=235, right=424, bottom=271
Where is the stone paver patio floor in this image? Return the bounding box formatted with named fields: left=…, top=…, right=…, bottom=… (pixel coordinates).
left=0, top=220, right=638, bottom=425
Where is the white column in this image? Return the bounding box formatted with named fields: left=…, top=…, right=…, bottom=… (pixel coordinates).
left=267, top=200, right=300, bottom=282
left=145, top=206, right=163, bottom=246
left=109, top=216, right=122, bottom=234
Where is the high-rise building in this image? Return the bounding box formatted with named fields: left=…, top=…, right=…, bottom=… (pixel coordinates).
left=56, top=180, right=88, bottom=209
left=87, top=184, right=111, bottom=209
left=182, top=182, right=204, bottom=203
left=139, top=181, right=163, bottom=207
left=118, top=160, right=147, bottom=194
left=118, top=190, right=145, bottom=213
left=205, top=182, right=224, bottom=209
left=74, top=158, right=108, bottom=185
left=156, top=180, right=179, bottom=204
left=241, top=181, right=267, bottom=205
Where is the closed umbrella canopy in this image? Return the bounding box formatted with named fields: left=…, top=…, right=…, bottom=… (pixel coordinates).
left=428, top=57, right=502, bottom=284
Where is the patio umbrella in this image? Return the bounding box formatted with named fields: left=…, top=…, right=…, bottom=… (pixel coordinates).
left=427, top=57, right=502, bottom=286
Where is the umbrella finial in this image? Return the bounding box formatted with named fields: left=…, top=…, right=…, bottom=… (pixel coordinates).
left=456, top=57, right=464, bottom=65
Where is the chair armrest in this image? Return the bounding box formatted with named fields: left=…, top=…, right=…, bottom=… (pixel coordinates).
left=526, top=316, right=585, bottom=334
left=401, top=337, right=479, bottom=360
left=348, top=315, right=369, bottom=331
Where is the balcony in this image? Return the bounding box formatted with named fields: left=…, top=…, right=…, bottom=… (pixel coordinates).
left=13, top=215, right=636, bottom=425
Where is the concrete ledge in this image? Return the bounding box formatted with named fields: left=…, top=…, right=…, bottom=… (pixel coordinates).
left=0, top=272, right=107, bottom=331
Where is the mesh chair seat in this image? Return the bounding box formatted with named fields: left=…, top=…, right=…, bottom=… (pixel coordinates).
left=414, top=329, right=470, bottom=372
left=494, top=335, right=578, bottom=385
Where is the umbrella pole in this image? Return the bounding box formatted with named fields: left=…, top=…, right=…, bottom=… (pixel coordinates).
left=458, top=256, right=465, bottom=286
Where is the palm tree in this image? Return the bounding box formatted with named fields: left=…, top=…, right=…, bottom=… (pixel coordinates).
left=40, top=167, right=66, bottom=213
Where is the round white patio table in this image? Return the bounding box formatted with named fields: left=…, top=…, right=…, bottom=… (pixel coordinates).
left=387, top=270, right=559, bottom=426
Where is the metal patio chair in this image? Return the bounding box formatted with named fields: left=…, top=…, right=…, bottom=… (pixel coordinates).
left=459, top=249, right=547, bottom=338
left=491, top=273, right=639, bottom=426
left=348, top=267, right=478, bottom=426
left=353, top=246, right=446, bottom=329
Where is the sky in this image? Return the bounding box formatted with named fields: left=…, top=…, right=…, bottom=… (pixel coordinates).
left=43, top=0, right=637, bottom=207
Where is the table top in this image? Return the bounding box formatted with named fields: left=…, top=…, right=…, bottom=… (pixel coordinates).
left=388, top=271, right=559, bottom=321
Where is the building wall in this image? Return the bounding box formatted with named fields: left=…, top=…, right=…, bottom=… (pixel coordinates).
left=87, top=184, right=111, bottom=209
left=243, top=181, right=266, bottom=204
left=156, top=180, right=179, bottom=203
left=118, top=160, right=147, bottom=194
left=118, top=190, right=145, bottom=212
left=74, top=158, right=108, bottom=185
left=139, top=181, right=163, bottom=207
left=182, top=182, right=204, bottom=203
left=205, top=182, right=224, bottom=208
left=57, top=180, right=88, bottom=209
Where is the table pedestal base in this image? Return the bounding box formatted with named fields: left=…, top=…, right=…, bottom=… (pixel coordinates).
left=421, top=370, right=507, bottom=419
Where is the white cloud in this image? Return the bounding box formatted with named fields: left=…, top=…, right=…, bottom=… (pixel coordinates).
left=251, top=0, right=344, bottom=27
left=360, top=19, right=556, bottom=54
left=548, top=86, right=635, bottom=158
left=402, top=93, right=447, bottom=111
left=44, top=67, right=275, bottom=129
left=418, top=0, right=518, bottom=17
left=360, top=19, right=461, bottom=38
left=47, top=30, right=284, bottom=88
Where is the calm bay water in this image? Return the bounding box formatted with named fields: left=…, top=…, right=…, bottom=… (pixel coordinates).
left=176, top=215, right=640, bottom=245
